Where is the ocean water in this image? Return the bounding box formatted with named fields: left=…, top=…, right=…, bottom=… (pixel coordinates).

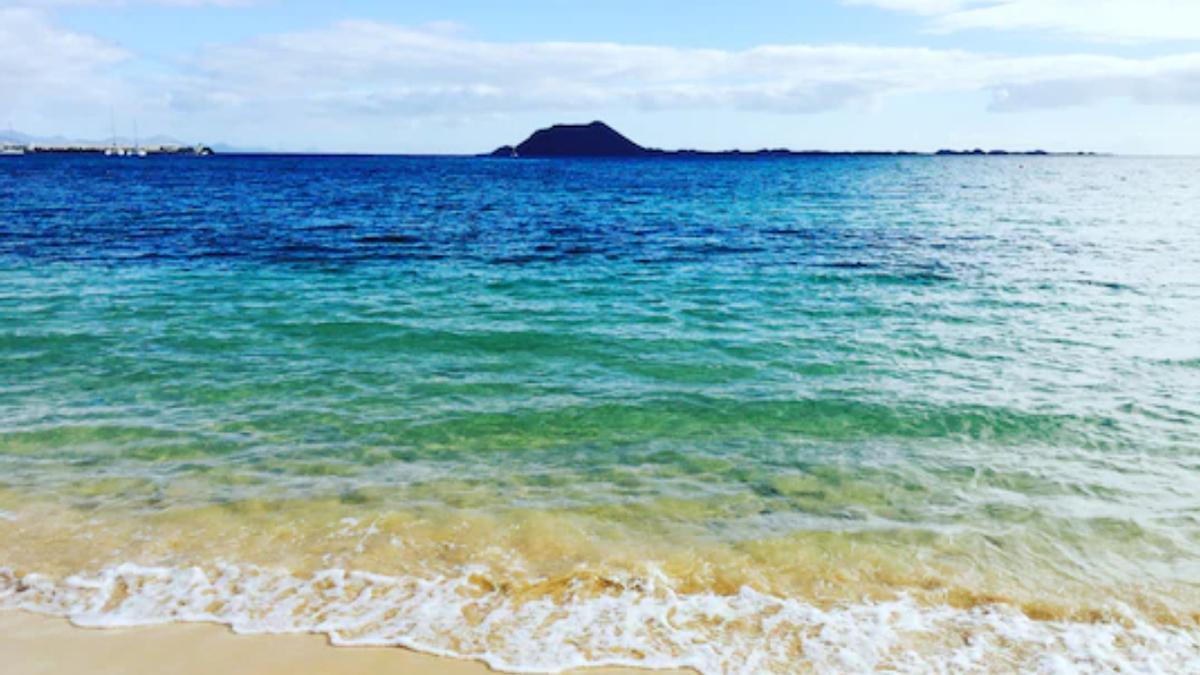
left=1, top=154, right=1199, bottom=673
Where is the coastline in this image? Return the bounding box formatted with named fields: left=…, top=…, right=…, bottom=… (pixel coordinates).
left=0, top=610, right=687, bottom=675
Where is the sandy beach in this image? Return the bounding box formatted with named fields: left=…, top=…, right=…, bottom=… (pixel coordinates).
left=0, top=611, right=685, bottom=675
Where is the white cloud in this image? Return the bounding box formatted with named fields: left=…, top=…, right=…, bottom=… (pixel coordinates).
left=0, top=7, right=129, bottom=103
left=846, top=0, right=1200, bottom=42
left=164, top=20, right=1200, bottom=117
left=5, top=12, right=1200, bottom=151
left=988, top=58, right=1200, bottom=110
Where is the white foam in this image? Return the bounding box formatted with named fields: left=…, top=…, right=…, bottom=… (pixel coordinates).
left=2, top=563, right=1198, bottom=674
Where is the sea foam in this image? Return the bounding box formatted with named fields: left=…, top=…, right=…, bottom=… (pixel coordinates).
left=2, top=563, right=1197, bottom=674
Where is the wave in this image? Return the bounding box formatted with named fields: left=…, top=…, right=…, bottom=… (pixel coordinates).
left=3, top=563, right=1197, bottom=674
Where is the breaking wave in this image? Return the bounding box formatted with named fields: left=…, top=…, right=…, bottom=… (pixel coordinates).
left=3, top=563, right=1198, bottom=674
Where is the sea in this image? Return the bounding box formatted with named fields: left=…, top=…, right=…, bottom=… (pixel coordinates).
left=1, top=154, right=1198, bottom=673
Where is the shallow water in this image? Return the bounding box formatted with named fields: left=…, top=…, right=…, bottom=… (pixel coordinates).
left=1, top=154, right=1199, bottom=672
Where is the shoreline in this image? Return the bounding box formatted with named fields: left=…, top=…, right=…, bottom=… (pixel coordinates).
left=0, top=610, right=687, bottom=675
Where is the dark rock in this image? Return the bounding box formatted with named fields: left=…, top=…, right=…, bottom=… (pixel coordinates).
left=488, top=122, right=1092, bottom=159
left=505, top=121, right=647, bottom=158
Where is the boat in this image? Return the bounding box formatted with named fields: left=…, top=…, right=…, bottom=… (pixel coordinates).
left=106, top=110, right=127, bottom=157
left=133, top=121, right=147, bottom=158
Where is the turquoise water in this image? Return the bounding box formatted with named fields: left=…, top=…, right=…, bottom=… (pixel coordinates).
left=1, top=155, right=1199, bottom=672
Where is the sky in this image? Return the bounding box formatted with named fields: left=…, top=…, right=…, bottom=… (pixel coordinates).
left=2, top=0, right=1199, bottom=154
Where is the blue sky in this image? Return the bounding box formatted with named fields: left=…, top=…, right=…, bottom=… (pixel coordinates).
left=3, top=1, right=1199, bottom=153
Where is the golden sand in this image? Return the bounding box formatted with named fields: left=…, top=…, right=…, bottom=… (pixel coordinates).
left=0, top=610, right=687, bottom=675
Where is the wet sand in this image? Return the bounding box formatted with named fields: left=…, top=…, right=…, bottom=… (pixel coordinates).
left=0, top=610, right=687, bottom=675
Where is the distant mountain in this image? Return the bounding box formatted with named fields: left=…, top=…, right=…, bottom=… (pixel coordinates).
left=492, top=121, right=648, bottom=158
left=0, top=129, right=219, bottom=150
left=0, top=130, right=33, bottom=145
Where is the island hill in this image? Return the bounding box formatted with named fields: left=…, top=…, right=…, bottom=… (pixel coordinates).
left=488, top=121, right=1083, bottom=158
